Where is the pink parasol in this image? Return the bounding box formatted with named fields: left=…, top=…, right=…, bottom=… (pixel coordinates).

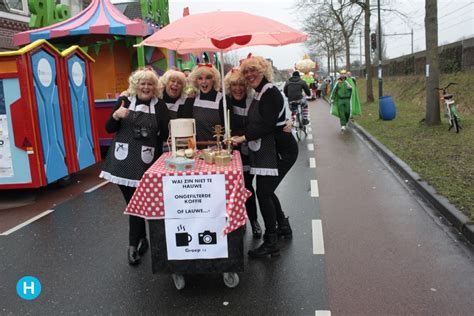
left=136, top=11, right=308, bottom=137
left=136, top=11, right=307, bottom=53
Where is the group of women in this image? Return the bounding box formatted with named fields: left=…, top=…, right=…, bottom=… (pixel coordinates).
left=100, top=55, right=298, bottom=265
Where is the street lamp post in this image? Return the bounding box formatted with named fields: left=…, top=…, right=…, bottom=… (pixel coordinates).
left=359, top=31, right=363, bottom=77
left=377, top=0, right=383, bottom=98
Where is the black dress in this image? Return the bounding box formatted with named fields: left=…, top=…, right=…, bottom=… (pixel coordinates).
left=243, top=79, right=283, bottom=234
left=100, top=95, right=169, bottom=186
left=163, top=91, right=186, bottom=120
left=226, top=94, right=259, bottom=222
left=100, top=95, right=169, bottom=247
left=178, top=90, right=223, bottom=142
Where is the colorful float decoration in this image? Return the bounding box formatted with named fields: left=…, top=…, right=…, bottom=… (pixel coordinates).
left=12, top=0, right=174, bottom=150
left=0, top=40, right=100, bottom=189
left=295, top=54, right=318, bottom=90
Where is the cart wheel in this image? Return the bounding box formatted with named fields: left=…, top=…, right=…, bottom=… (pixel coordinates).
left=171, top=274, right=185, bottom=290
left=223, top=272, right=239, bottom=288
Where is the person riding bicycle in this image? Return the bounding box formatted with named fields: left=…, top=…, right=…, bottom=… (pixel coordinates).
left=283, top=71, right=312, bottom=125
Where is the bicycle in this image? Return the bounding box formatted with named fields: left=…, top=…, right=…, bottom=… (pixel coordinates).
left=436, top=82, right=461, bottom=133
left=289, top=99, right=307, bottom=141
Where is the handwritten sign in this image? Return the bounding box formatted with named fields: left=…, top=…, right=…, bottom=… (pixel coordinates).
left=162, top=174, right=226, bottom=219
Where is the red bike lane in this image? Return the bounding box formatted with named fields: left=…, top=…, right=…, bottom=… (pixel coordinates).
left=310, top=98, right=474, bottom=315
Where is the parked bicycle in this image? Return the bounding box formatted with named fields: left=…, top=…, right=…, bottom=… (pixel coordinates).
left=436, top=82, right=461, bottom=133
left=289, top=99, right=307, bottom=140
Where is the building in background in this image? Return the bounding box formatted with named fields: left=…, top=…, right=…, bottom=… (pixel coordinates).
left=0, top=0, right=29, bottom=50
left=0, top=0, right=90, bottom=51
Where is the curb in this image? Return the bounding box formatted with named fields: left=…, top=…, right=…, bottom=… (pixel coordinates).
left=352, top=122, right=474, bottom=244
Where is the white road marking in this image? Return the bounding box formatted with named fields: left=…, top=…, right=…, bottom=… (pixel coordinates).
left=309, top=157, right=316, bottom=168
left=0, top=209, right=55, bottom=236
left=307, top=134, right=313, bottom=140
left=308, top=143, right=314, bottom=151
left=315, top=311, right=331, bottom=316
left=312, top=219, right=325, bottom=255
left=85, top=181, right=109, bottom=193
left=310, top=180, right=319, bottom=197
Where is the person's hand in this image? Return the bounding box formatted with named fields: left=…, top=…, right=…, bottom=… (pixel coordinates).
left=112, top=100, right=129, bottom=120
left=283, top=120, right=293, bottom=133
left=231, top=135, right=246, bottom=145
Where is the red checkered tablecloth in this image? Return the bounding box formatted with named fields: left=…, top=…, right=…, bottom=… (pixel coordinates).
left=125, top=151, right=251, bottom=234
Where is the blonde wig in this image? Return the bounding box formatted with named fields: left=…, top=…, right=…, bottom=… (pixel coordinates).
left=189, top=64, right=221, bottom=92
left=224, top=68, right=252, bottom=96
left=127, top=67, right=162, bottom=97
left=240, top=56, right=273, bottom=82
left=159, top=69, right=187, bottom=98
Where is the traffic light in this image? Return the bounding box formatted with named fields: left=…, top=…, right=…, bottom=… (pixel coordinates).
left=370, top=33, right=377, bottom=51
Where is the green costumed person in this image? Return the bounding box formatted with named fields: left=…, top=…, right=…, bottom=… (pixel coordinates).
left=330, top=70, right=361, bottom=132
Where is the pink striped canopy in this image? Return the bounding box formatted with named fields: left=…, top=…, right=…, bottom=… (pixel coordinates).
left=14, top=0, right=152, bottom=46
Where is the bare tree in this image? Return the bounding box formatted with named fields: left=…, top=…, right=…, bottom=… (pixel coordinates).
left=363, top=0, right=374, bottom=102
left=424, top=0, right=440, bottom=125
left=325, top=0, right=363, bottom=71
left=351, top=0, right=374, bottom=102
left=296, top=0, right=363, bottom=77
left=302, top=10, right=345, bottom=76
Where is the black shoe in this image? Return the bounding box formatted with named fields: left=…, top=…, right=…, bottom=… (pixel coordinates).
left=248, top=233, right=280, bottom=258
left=302, top=119, right=310, bottom=125
left=250, top=220, right=262, bottom=238
left=128, top=246, right=141, bottom=265
left=277, top=216, right=293, bottom=239
left=137, top=238, right=149, bottom=256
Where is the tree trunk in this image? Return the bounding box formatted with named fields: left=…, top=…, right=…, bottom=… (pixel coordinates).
left=425, top=0, right=440, bottom=125
left=344, top=32, right=351, bottom=71
left=327, top=48, right=331, bottom=76
left=365, top=0, right=374, bottom=102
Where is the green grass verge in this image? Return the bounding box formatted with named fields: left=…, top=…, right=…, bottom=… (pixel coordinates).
left=355, top=73, right=474, bottom=220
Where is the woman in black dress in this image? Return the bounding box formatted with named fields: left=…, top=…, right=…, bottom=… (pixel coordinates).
left=223, top=68, right=262, bottom=238
left=232, top=56, right=298, bottom=258
left=100, top=68, right=170, bottom=265
left=178, top=64, right=224, bottom=143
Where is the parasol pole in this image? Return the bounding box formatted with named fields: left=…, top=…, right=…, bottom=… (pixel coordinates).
left=219, top=50, right=229, bottom=141
left=136, top=37, right=145, bottom=68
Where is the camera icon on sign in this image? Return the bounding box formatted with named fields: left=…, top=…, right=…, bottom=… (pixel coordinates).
left=198, top=231, right=217, bottom=245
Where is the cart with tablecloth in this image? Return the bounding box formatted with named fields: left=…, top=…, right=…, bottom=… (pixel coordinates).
left=126, top=150, right=250, bottom=289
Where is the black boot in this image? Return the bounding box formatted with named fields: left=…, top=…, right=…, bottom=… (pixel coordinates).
left=137, top=238, right=149, bottom=256
left=277, top=216, right=293, bottom=239
left=250, top=220, right=262, bottom=238
left=248, top=233, right=280, bottom=258
left=128, top=246, right=141, bottom=265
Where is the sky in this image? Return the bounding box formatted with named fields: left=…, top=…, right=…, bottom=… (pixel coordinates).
left=168, top=0, right=474, bottom=70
